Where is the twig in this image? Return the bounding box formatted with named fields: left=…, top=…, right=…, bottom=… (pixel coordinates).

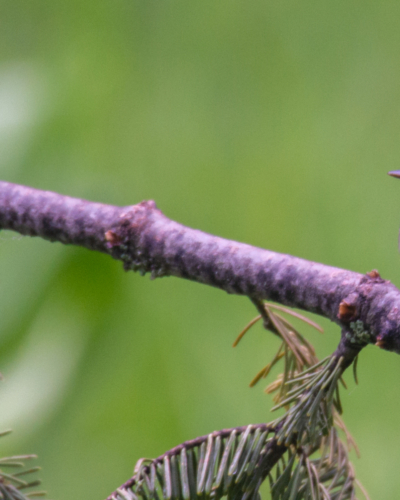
left=0, top=181, right=398, bottom=354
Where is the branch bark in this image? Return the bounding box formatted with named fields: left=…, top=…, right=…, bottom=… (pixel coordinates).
left=0, top=181, right=399, bottom=355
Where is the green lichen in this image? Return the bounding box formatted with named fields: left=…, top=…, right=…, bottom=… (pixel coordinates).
left=345, top=320, right=371, bottom=345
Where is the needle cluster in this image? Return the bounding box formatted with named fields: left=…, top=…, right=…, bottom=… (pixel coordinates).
left=108, top=304, right=367, bottom=500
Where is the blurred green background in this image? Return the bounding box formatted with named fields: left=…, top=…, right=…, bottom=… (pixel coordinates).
left=1, top=1, right=400, bottom=498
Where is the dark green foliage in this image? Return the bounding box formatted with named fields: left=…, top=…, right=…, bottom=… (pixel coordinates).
left=111, top=426, right=361, bottom=500
left=112, top=424, right=273, bottom=500
left=110, top=305, right=368, bottom=500
left=270, top=428, right=357, bottom=500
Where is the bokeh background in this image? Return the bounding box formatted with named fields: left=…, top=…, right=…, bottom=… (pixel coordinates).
left=1, top=1, right=400, bottom=498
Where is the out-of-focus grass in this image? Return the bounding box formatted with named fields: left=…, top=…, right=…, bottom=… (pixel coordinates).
left=1, top=1, right=400, bottom=498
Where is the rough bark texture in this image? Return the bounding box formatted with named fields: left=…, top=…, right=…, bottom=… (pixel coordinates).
left=0, top=181, right=400, bottom=355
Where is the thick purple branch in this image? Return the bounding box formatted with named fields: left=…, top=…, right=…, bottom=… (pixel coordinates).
left=0, top=181, right=400, bottom=353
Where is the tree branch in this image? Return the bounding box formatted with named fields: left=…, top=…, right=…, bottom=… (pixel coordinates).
left=0, top=181, right=399, bottom=354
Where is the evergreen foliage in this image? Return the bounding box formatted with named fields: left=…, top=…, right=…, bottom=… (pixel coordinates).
left=109, top=304, right=368, bottom=500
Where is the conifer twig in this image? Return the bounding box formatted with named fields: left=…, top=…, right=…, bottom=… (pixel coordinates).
left=0, top=181, right=399, bottom=356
